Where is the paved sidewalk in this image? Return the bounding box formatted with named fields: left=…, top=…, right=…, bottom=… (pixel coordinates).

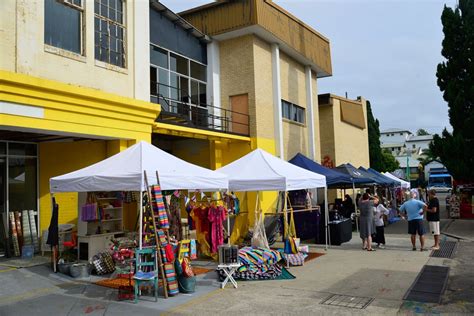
left=1, top=218, right=472, bottom=315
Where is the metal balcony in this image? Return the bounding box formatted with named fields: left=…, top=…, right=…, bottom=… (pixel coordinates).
left=151, top=82, right=250, bottom=136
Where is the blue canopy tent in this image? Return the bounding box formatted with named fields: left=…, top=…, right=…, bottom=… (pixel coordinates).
left=359, top=166, right=393, bottom=186
left=366, top=168, right=399, bottom=186
left=289, top=153, right=353, bottom=187
left=335, top=163, right=377, bottom=186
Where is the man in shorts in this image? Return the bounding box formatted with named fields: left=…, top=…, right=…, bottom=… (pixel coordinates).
left=427, top=189, right=441, bottom=250
left=400, top=190, right=428, bottom=251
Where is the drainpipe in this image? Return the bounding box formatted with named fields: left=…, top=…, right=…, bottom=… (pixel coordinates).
left=271, top=44, right=283, bottom=158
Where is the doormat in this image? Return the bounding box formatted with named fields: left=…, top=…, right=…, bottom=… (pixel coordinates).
left=404, top=265, right=450, bottom=304
left=95, top=267, right=213, bottom=289
left=305, top=252, right=325, bottom=263
left=0, top=255, right=50, bottom=268
left=320, top=294, right=374, bottom=309
left=237, top=266, right=296, bottom=281
left=430, top=241, right=457, bottom=259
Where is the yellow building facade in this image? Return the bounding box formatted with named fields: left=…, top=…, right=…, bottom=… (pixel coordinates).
left=1, top=0, right=371, bottom=251
left=0, top=0, right=159, bottom=248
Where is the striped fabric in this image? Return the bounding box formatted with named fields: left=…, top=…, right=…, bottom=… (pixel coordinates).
left=151, top=185, right=169, bottom=229
left=157, top=229, right=178, bottom=296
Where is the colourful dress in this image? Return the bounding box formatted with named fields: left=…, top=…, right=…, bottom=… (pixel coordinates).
left=208, top=206, right=226, bottom=253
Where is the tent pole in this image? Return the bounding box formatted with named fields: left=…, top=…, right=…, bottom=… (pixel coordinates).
left=139, top=189, right=143, bottom=250
left=324, top=186, right=328, bottom=251
left=353, top=182, right=358, bottom=233
left=226, top=191, right=231, bottom=246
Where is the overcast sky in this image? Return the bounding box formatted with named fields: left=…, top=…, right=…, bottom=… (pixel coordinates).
left=161, top=0, right=456, bottom=135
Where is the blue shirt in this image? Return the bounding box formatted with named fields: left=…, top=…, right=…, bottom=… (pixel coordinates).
left=400, top=199, right=426, bottom=221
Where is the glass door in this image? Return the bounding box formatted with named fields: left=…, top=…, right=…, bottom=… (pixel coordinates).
left=0, top=143, right=6, bottom=255
left=0, top=141, right=38, bottom=257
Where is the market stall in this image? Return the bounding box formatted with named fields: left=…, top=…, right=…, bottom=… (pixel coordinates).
left=214, top=149, right=327, bottom=281
left=217, top=148, right=328, bottom=249
left=49, top=141, right=229, bottom=298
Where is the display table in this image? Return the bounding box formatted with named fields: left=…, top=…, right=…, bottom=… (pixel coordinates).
left=78, top=232, right=123, bottom=261
left=217, top=263, right=241, bottom=289
left=328, top=218, right=352, bottom=246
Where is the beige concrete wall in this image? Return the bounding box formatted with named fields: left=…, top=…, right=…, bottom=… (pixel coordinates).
left=219, top=35, right=257, bottom=136
left=312, top=73, right=321, bottom=162
left=320, top=97, right=370, bottom=168
left=333, top=98, right=370, bottom=167
left=318, top=104, right=336, bottom=163
left=280, top=52, right=306, bottom=108
left=252, top=36, right=275, bottom=140
left=0, top=0, right=149, bottom=100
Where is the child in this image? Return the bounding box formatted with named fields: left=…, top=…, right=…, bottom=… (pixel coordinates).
left=374, top=199, right=390, bottom=248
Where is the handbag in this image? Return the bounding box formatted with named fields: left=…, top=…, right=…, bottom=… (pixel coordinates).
left=181, top=258, right=194, bottom=277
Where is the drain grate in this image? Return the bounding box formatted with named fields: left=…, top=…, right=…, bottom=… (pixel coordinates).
left=404, top=265, right=450, bottom=304
left=320, top=294, right=374, bottom=309
left=431, top=241, right=457, bottom=258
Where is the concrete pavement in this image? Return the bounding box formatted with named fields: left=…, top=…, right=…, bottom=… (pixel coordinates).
left=1, top=212, right=473, bottom=315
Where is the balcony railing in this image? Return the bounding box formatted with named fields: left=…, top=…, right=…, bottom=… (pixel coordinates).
left=151, top=82, right=250, bottom=136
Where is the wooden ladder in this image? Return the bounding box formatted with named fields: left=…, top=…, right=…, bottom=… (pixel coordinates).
left=143, top=170, right=168, bottom=299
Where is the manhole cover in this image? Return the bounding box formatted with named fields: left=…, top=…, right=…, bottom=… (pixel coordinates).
left=320, top=294, right=374, bottom=309
left=431, top=241, right=457, bottom=259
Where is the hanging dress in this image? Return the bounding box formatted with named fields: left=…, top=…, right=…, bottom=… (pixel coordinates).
left=208, top=206, right=226, bottom=253
left=168, top=195, right=183, bottom=241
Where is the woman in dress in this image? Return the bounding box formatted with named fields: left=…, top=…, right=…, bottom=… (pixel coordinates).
left=358, top=193, right=378, bottom=251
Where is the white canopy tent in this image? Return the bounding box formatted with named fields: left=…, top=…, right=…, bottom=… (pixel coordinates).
left=217, top=148, right=330, bottom=249
left=383, top=172, right=411, bottom=189
left=49, top=141, right=228, bottom=248
left=50, top=141, right=228, bottom=192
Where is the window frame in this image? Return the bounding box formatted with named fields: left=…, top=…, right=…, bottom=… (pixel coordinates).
left=150, top=44, right=207, bottom=109
left=44, top=0, right=85, bottom=56
left=94, top=0, right=127, bottom=68
left=281, top=99, right=305, bottom=124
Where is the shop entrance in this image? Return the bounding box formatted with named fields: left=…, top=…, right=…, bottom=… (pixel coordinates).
left=0, top=141, right=38, bottom=257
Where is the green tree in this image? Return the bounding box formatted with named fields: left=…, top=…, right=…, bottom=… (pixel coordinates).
left=432, top=0, right=474, bottom=182
left=416, top=128, right=430, bottom=136
left=366, top=100, right=384, bottom=171
left=381, top=149, right=400, bottom=172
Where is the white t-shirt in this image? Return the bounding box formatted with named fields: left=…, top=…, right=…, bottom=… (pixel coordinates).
left=374, top=204, right=390, bottom=227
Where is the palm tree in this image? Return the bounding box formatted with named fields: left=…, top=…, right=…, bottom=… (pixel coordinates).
left=417, top=148, right=438, bottom=167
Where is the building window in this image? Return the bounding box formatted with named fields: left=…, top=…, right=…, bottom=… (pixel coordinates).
left=94, top=0, right=126, bottom=67
left=150, top=44, right=207, bottom=109
left=281, top=100, right=305, bottom=124
left=412, top=144, right=416, bottom=149
left=44, top=0, right=83, bottom=54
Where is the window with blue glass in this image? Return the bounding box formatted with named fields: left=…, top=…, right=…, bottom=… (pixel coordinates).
left=44, top=0, right=83, bottom=54
left=281, top=100, right=305, bottom=124
left=94, top=0, right=126, bottom=67
left=150, top=44, right=207, bottom=109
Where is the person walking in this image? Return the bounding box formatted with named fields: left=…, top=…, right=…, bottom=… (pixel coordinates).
left=373, top=198, right=390, bottom=249
left=427, top=189, right=441, bottom=250
left=359, top=193, right=378, bottom=251
left=400, top=190, right=428, bottom=251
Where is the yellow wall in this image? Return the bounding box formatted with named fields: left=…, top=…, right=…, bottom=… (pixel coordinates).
left=0, top=71, right=159, bottom=141
left=39, top=141, right=107, bottom=232
left=39, top=140, right=139, bottom=233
